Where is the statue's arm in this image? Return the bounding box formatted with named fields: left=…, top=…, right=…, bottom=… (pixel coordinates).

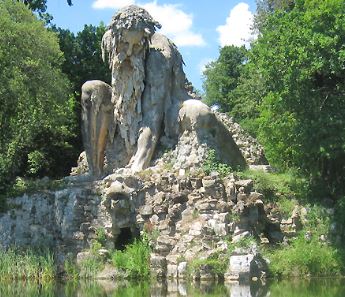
left=81, top=80, right=113, bottom=177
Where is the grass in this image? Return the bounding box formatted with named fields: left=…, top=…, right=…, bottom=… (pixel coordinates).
left=78, top=256, right=103, bottom=279
left=0, top=177, right=67, bottom=212
left=188, top=250, right=230, bottom=278
left=111, top=236, right=151, bottom=279
left=265, top=235, right=341, bottom=278
left=236, top=169, right=306, bottom=201
left=202, top=149, right=232, bottom=177
left=68, top=240, right=105, bottom=279
left=0, top=248, right=56, bottom=281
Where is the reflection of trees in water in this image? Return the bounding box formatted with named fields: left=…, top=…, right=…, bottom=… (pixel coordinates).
left=1, top=279, right=345, bottom=297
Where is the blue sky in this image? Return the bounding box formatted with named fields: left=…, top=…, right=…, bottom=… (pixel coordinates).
left=47, top=0, right=257, bottom=91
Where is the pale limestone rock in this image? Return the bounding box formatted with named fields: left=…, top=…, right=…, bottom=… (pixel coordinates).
left=225, top=253, right=267, bottom=281
left=167, top=264, right=178, bottom=278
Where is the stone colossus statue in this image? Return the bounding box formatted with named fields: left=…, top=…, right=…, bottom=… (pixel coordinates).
left=81, top=5, right=246, bottom=177
left=81, top=5, right=191, bottom=176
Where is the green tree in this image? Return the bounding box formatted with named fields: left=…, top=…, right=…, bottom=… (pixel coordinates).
left=203, top=46, right=247, bottom=112
left=52, top=24, right=111, bottom=153
left=0, top=0, right=77, bottom=193
left=254, top=0, right=295, bottom=32
left=251, top=0, right=345, bottom=197
left=19, top=0, right=72, bottom=23
left=54, top=24, right=111, bottom=92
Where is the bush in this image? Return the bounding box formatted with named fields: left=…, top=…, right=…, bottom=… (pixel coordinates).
left=203, top=149, right=232, bottom=177
left=236, top=169, right=306, bottom=202
left=266, top=235, right=341, bottom=278
left=111, top=236, right=150, bottom=279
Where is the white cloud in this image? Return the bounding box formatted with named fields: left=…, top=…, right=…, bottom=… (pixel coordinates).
left=92, top=0, right=205, bottom=47
left=92, top=0, right=134, bottom=9
left=217, top=2, right=256, bottom=48
left=198, top=58, right=213, bottom=75
left=142, top=2, right=205, bottom=47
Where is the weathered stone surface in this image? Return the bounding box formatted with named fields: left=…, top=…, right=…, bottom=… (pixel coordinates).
left=81, top=5, right=191, bottom=175
left=150, top=254, right=167, bottom=278
left=177, top=262, right=188, bottom=279
left=167, top=264, right=178, bottom=278
left=225, top=253, right=267, bottom=281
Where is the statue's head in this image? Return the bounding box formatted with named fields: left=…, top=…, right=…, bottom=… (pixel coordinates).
left=106, top=5, right=161, bottom=60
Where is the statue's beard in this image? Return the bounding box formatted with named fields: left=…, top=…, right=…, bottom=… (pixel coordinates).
left=111, top=48, right=146, bottom=153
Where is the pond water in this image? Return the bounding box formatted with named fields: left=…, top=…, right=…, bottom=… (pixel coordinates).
left=1, top=278, right=345, bottom=297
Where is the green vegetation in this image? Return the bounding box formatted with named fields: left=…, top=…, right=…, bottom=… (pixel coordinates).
left=202, top=149, right=232, bottom=177
left=0, top=1, right=112, bottom=209
left=18, top=0, right=72, bottom=23
left=0, top=0, right=78, bottom=206
left=203, top=0, right=345, bottom=201
left=266, top=235, right=341, bottom=278
left=111, top=236, right=151, bottom=279
left=0, top=248, right=55, bottom=281
left=264, top=200, right=345, bottom=278
left=236, top=169, right=304, bottom=200
left=188, top=255, right=228, bottom=277
left=203, top=45, right=247, bottom=112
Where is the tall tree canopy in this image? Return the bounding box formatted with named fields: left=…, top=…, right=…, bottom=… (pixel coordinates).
left=202, top=0, right=345, bottom=198
left=0, top=0, right=77, bottom=191
left=52, top=24, right=111, bottom=153
left=203, top=46, right=247, bottom=112
left=54, top=24, right=111, bottom=93
left=252, top=0, right=345, bottom=196
left=19, top=0, right=72, bottom=22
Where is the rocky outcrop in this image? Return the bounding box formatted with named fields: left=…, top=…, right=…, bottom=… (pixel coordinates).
left=1, top=167, right=300, bottom=280
left=215, top=112, right=267, bottom=166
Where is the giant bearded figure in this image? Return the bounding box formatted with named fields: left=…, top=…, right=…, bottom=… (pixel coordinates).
left=81, top=5, right=191, bottom=176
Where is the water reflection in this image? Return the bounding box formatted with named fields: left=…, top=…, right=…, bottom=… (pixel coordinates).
left=0, top=278, right=345, bottom=297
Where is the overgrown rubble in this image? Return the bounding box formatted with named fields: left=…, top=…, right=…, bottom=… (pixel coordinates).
left=0, top=165, right=305, bottom=281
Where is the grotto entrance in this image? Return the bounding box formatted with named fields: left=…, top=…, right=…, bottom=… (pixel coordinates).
left=114, top=227, right=139, bottom=251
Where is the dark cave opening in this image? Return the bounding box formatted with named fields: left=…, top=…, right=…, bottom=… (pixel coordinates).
left=114, top=227, right=138, bottom=251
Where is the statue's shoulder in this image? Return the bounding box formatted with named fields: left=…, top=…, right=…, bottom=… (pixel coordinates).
left=149, top=33, right=178, bottom=54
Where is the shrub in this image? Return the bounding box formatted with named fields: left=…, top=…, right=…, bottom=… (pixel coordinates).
left=236, top=169, right=306, bottom=202
left=111, top=236, right=150, bottom=279
left=203, top=149, right=232, bottom=177
left=266, top=235, right=341, bottom=278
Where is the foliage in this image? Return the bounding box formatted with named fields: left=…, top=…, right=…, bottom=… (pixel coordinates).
left=236, top=169, right=306, bottom=202
left=203, top=149, right=232, bottom=177
left=19, top=0, right=72, bottom=23
left=63, top=257, right=79, bottom=280
left=53, top=24, right=111, bottom=92
left=111, top=235, right=151, bottom=279
left=52, top=24, right=112, bottom=155
left=189, top=256, right=228, bottom=277
left=95, top=227, right=107, bottom=246
left=203, top=0, right=345, bottom=200
left=234, top=235, right=257, bottom=249
left=78, top=255, right=103, bottom=279
left=254, top=0, right=295, bottom=32
left=203, top=45, right=247, bottom=112
left=0, top=247, right=56, bottom=281
left=266, top=235, right=341, bottom=278
left=0, top=1, right=78, bottom=199
left=251, top=0, right=345, bottom=198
